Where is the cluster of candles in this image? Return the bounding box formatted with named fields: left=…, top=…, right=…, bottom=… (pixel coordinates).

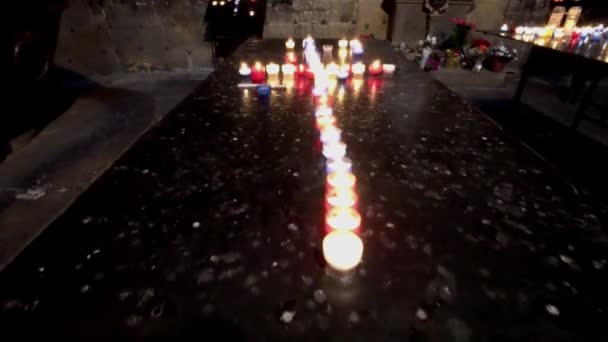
left=301, top=39, right=365, bottom=275
left=238, top=37, right=396, bottom=92
left=236, top=36, right=401, bottom=272
left=506, top=24, right=608, bottom=44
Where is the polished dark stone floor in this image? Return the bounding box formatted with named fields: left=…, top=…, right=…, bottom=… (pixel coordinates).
left=0, top=40, right=607, bottom=341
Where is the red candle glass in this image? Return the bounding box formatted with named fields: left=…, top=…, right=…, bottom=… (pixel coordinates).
left=251, top=62, right=266, bottom=83
left=368, top=60, right=383, bottom=76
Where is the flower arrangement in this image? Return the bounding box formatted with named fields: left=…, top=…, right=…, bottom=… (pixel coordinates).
left=442, top=18, right=477, bottom=50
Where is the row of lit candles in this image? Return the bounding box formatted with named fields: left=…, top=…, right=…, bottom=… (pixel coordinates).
left=238, top=61, right=395, bottom=83
left=503, top=24, right=608, bottom=43
left=296, top=38, right=365, bottom=274
left=285, top=37, right=364, bottom=55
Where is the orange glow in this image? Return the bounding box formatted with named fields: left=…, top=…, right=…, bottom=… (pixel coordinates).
left=317, top=94, right=329, bottom=106
left=351, top=78, right=363, bottom=95
left=337, top=86, right=345, bottom=102
left=326, top=206, right=361, bottom=231
left=267, top=75, right=280, bottom=87
left=338, top=39, right=348, bottom=49
left=326, top=187, right=358, bottom=209
left=285, top=52, right=297, bottom=64
left=253, top=62, right=264, bottom=71
left=316, top=115, right=336, bottom=129
left=323, top=231, right=363, bottom=272
left=327, top=170, right=355, bottom=189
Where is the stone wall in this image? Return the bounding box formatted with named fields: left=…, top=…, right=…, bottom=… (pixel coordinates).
left=55, top=0, right=213, bottom=76
left=264, top=0, right=388, bottom=39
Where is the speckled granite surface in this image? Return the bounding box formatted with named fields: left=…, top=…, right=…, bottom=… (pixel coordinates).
left=0, top=39, right=607, bottom=341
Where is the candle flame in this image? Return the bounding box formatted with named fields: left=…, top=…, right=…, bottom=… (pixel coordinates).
left=326, top=206, right=361, bottom=231
left=323, top=231, right=363, bottom=272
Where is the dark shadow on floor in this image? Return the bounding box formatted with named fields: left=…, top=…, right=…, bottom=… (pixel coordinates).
left=1, top=66, right=95, bottom=162
left=473, top=97, right=608, bottom=202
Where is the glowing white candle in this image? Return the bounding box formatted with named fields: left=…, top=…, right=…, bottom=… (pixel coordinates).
left=352, top=62, right=365, bottom=76
left=338, top=39, right=348, bottom=49
left=320, top=126, right=341, bottom=145
left=326, top=207, right=361, bottom=231
left=326, top=187, right=357, bottom=209
left=515, top=26, right=525, bottom=35
left=315, top=106, right=333, bottom=117
left=266, top=63, right=280, bottom=76
left=238, top=62, right=251, bottom=76
left=285, top=38, right=295, bottom=50
left=323, top=231, right=363, bottom=272
left=500, top=24, right=509, bottom=32
left=281, top=63, right=296, bottom=76
left=325, top=62, right=339, bottom=77
left=382, top=63, right=396, bottom=75
left=323, top=142, right=347, bottom=160
left=327, top=170, right=355, bottom=189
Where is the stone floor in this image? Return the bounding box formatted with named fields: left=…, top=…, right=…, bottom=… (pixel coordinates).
left=431, top=67, right=608, bottom=203
left=0, top=69, right=212, bottom=269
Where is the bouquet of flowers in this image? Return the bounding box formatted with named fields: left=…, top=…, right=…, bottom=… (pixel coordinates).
left=463, top=38, right=491, bottom=72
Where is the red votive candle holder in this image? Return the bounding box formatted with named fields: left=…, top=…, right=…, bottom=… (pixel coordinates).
left=251, top=62, right=266, bottom=83
left=368, top=60, right=383, bottom=76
